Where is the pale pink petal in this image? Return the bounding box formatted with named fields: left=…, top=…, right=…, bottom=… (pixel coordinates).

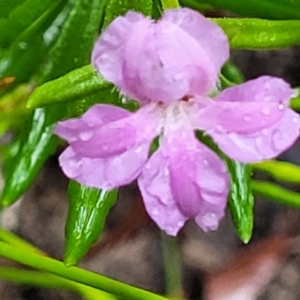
left=59, top=143, right=150, bottom=190
left=92, top=11, right=151, bottom=93
left=162, top=8, right=229, bottom=76
left=216, top=76, right=293, bottom=104
left=138, top=127, right=229, bottom=235
left=166, top=129, right=228, bottom=224
left=138, top=149, right=188, bottom=236
left=211, top=110, right=300, bottom=162
left=56, top=104, right=161, bottom=158
left=92, top=9, right=228, bottom=103
left=55, top=104, right=131, bottom=143
left=194, top=97, right=285, bottom=135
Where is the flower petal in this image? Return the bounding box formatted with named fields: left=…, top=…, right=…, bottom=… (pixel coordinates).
left=162, top=8, right=229, bottom=76
left=138, top=149, right=188, bottom=236
left=194, top=76, right=294, bottom=135
left=56, top=104, right=161, bottom=158
left=211, top=109, right=300, bottom=162
left=92, top=11, right=150, bottom=94
left=55, top=104, right=131, bottom=143
left=138, top=126, right=229, bottom=235
left=92, top=9, right=229, bottom=103
left=216, top=76, right=293, bottom=104
left=59, top=143, right=150, bottom=190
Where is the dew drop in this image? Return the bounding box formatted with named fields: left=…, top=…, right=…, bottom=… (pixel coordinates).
left=261, top=107, right=271, bottom=115
left=177, top=220, right=184, bottom=227
left=79, top=131, right=93, bottom=141
left=261, top=129, right=268, bottom=136
left=278, top=103, right=284, bottom=110
left=243, top=115, right=251, bottom=122
left=203, top=159, right=209, bottom=167
left=202, top=213, right=218, bottom=228
left=271, top=130, right=284, bottom=151
left=164, top=167, right=169, bottom=176
left=292, top=117, right=299, bottom=124
left=152, top=207, right=159, bottom=216
left=216, top=125, right=224, bottom=132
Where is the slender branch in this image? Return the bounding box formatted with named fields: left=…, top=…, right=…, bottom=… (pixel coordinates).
left=0, top=227, right=44, bottom=254
left=0, top=242, right=168, bottom=300
left=0, top=267, right=116, bottom=299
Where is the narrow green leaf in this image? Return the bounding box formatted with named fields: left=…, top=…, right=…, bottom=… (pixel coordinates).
left=65, top=181, right=117, bottom=266
left=252, top=180, right=300, bottom=208
left=0, top=0, right=69, bottom=85
left=0, top=106, right=64, bottom=206
left=0, top=0, right=54, bottom=48
left=27, top=65, right=111, bottom=109
left=103, top=0, right=152, bottom=28
left=253, top=160, right=300, bottom=184
left=212, top=18, right=300, bottom=49
left=226, top=161, right=254, bottom=243
left=187, top=0, right=300, bottom=20
left=0, top=0, right=26, bottom=19
left=43, top=0, right=106, bottom=81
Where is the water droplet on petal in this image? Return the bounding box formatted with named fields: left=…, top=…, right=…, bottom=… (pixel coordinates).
left=152, top=207, right=159, bottom=216
left=164, top=167, right=169, bottom=176
left=202, top=212, right=218, bottom=229
left=271, top=129, right=284, bottom=151
left=293, top=116, right=299, bottom=124
left=261, top=129, right=268, bottom=136
left=67, top=159, right=82, bottom=177
left=261, top=107, right=271, bottom=115
left=203, top=159, right=209, bottom=167
left=216, top=125, right=224, bottom=132
left=177, top=220, right=184, bottom=227
left=278, top=103, right=284, bottom=110
left=79, top=131, right=93, bottom=141
left=243, top=114, right=251, bottom=122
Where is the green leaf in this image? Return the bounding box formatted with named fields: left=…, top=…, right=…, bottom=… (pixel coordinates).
left=65, top=181, right=117, bottom=266
left=103, top=0, right=153, bottom=28
left=0, top=0, right=69, bottom=85
left=0, top=0, right=26, bottom=19
left=252, top=160, right=300, bottom=184
left=43, top=0, right=106, bottom=81
left=186, top=0, right=300, bottom=20
left=0, top=106, right=63, bottom=206
left=212, top=18, right=300, bottom=49
left=27, top=65, right=111, bottom=109
left=0, top=0, right=54, bottom=48
left=251, top=180, right=300, bottom=208
left=1, top=0, right=106, bottom=206
left=226, top=161, right=254, bottom=243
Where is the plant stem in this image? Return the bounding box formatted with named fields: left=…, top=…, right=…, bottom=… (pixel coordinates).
left=0, top=241, right=168, bottom=300
left=0, top=267, right=116, bottom=299
left=161, top=0, right=180, bottom=9
left=0, top=227, right=44, bottom=254
left=251, top=180, right=300, bottom=208
left=161, top=232, right=183, bottom=298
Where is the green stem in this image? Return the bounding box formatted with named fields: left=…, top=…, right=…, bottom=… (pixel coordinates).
left=161, top=232, right=183, bottom=298
left=0, top=242, right=167, bottom=300
left=0, top=267, right=116, bottom=299
left=251, top=180, right=300, bottom=208
left=0, top=227, right=44, bottom=254
left=161, top=0, right=180, bottom=9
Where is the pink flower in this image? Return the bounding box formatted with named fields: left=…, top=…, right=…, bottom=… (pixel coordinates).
left=55, top=8, right=300, bottom=236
